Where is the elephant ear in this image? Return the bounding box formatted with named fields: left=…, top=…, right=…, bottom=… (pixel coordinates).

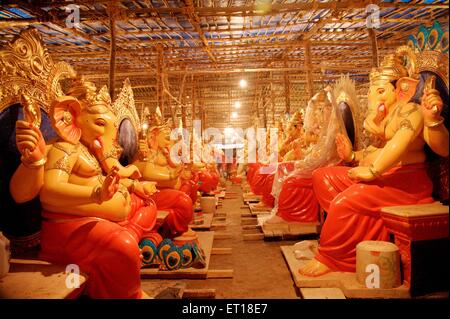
left=50, top=96, right=82, bottom=144
left=396, top=77, right=420, bottom=104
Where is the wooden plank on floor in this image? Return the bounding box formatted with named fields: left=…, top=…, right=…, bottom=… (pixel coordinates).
left=189, top=213, right=214, bottom=230
left=183, top=288, right=216, bottom=299
left=140, top=232, right=214, bottom=279
left=280, top=245, right=410, bottom=299
left=300, top=288, right=346, bottom=299
left=241, top=217, right=258, bottom=225
left=242, top=225, right=260, bottom=230
left=243, top=233, right=265, bottom=241
left=261, top=221, right=319, bottom=239
left=211, top=223, right=227, bottom=228
left=0, top=259, right=87, bottom=299
left=213, top=232, right=232, bottom=240
left=206, top=269, right=234, bottom=279
left=211, top=247, right=232, bottom=255
left=141, top=281, right=186, bottom=299
left=249, top=203, right=273, bottom=214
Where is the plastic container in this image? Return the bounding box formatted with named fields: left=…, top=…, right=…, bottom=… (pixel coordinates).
left=0, top=232, right=11, bottom=278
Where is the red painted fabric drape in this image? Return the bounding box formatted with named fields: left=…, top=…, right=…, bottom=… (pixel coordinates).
left=311, top=164, right=434, bottom=272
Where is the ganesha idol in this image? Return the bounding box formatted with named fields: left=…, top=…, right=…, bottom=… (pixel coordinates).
left=299, top=45, right=449, bottom=278
left=8, top=77, right=163, bottom=298
left=131, top=108, right=210, bottom=263
left=188, top=135, right=220, bottom=195
left=265, top=80, right=357, bottom=225
left=9, top=77, right=204, bottom=300
left=247, top=111, right=304, bottom=210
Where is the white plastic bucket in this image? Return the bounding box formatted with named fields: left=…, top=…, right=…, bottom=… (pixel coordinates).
left=200, top=196, right=216, bottom=214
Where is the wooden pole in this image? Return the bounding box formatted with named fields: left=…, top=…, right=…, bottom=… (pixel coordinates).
left=156, top=45, right=164, bottom=119
left=262, top=90, right=267, bottom=128
left=368, top=28, right=379, bottom=68
left=304, top=39, right=314, bottom=99
left=191, top=77, right=196, bottom=125
left=108, top=3, right=116, bottom=101
left=284, top=59, right=291, bottom=115
left=270, top=72, right=275, bottom=126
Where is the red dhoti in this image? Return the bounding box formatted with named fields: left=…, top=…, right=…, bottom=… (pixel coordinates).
left=198, top=171, right=214, bottom=193
left=246, top=163, right=261, bottom=190
left=277, top=176, right=319, bottom=222
left=261, top=173, right=275, bottom=207
left=151, top=189, right=193, bottom=238
left=40, top=193, right=157, bottom=299
left=180, top=178, right=199, bottom=204
left=250, top=164, right=276, bottom=198
left=209, top=169, right=219, bottom=190
left=312, top=164, right=434, bottom=272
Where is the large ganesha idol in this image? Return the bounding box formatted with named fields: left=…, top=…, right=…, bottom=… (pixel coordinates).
left=10, top=76, right=160, bottom=298
left=265, top=84, right=348, bottom=225
left=300, top=44, right=448, bottom=278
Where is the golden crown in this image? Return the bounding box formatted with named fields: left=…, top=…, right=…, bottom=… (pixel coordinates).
left=290, top=110, right=304, bottom=126
left=67, top=76, right=111, bottom=108
left=311, top=89, right=331, bottom=106
left=144, top=106, right=170, bottom=130
left=369, top=46, right=417, bottom=83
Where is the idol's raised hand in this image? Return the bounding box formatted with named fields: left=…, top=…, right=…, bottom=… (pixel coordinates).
left=335, top=133, right=353, bottom=162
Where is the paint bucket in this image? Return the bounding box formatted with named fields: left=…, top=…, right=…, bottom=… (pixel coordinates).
left=356, top=240, right=401, bottom=289
left=200, top=196, right=216, bottom=214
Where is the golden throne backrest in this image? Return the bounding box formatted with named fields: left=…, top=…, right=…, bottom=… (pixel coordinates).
left=408, top=21, right=449, bottom=202
left=111, top=78, right=141, bottom=133
left=0, top=28, right=76, bottom=254
left=0, top=28, right=76, bottom=113
left=332, top=75, right=367, bottom=151
left=111, top=78, right=141, bottom=165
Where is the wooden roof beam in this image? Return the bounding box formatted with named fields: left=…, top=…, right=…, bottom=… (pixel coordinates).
left=22, top=0, right=449, bottom=11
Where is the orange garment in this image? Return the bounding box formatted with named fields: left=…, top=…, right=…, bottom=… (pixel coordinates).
left=180, top=175, right=199, bottom=204
left=152, top=189, right=193, bottom=238
left=198, top=170, right=214, bottom=193
left=277, top=176, right=318, bottom=222
left=209, top=168, right=219, bottom=190
left=311, top=164, right=434, bottom=272
left=246, top=163, right=261, bottom=191
left=249, top=163, right=276, bottom=197
left=40, top=193, right=157, bottom=299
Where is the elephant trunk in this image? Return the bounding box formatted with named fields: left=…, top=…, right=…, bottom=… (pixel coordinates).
left=92, top=136, right=141, bottom=179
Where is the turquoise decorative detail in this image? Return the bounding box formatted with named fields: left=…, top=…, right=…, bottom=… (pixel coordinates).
left=139, top=238, right=158, bottom=265
left=409, top=21, right=448, bottom=54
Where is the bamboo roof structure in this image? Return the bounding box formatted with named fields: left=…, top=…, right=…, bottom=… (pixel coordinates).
left=0, top=0, right=448, bottom=129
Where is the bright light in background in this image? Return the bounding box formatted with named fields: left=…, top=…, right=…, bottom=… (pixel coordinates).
left=231, top=111, right=238, bottom=119
left=142, top=123, right=149, bottom=130
left=224, top=127, right=234, bottom=135
left=239, top=79, right=247, bottom=88
left=234, top=101, right=241, bottom=109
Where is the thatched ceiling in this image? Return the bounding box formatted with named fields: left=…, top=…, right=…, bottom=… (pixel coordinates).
left=0, top=0, right=448, bottom=129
